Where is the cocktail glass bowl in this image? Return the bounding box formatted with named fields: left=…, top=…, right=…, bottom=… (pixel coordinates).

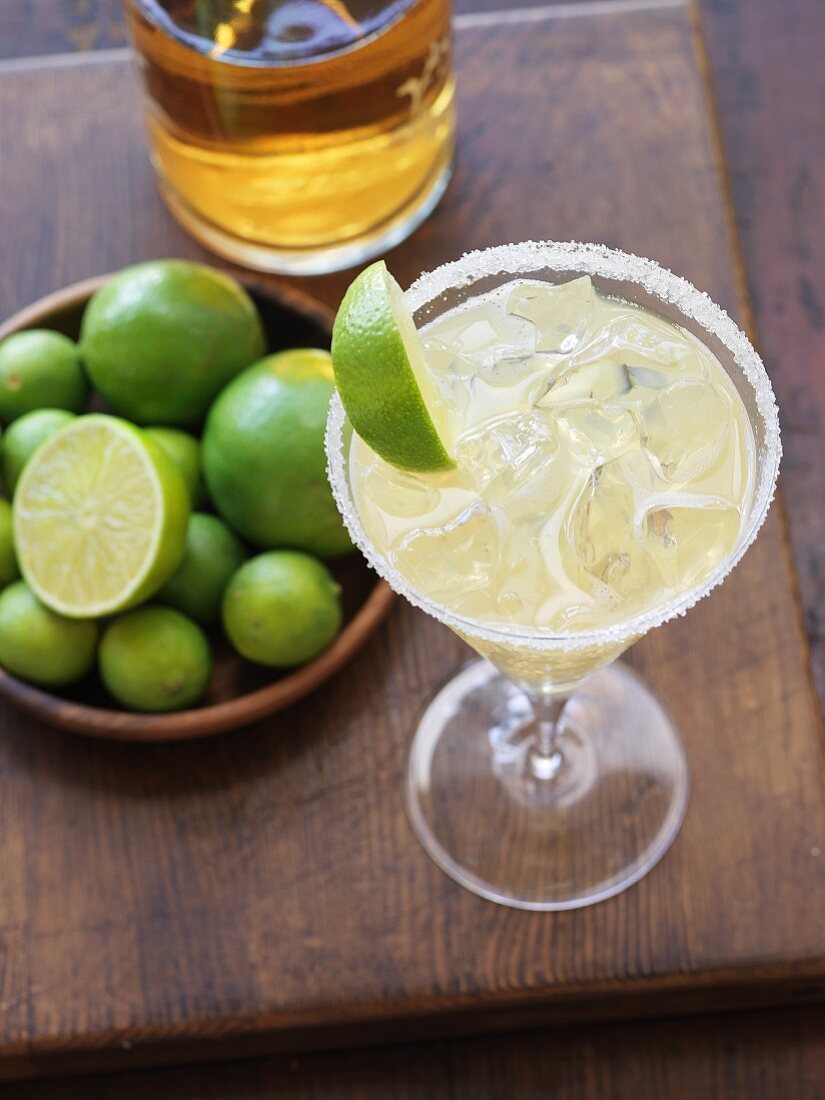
left=326, top=241, right=781, bottom=910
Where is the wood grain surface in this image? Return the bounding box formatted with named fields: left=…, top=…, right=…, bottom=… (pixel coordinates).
left=1, top=0, right=127, bottom=58
left=696, top=0, right=825, bottom=714
left=0, top=1, right=823, bottom=1083
left=1, top=1005, right=824, bottom=1099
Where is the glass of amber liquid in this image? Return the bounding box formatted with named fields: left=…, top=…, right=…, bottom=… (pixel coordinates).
left=123, top=0, right=455, bottom=274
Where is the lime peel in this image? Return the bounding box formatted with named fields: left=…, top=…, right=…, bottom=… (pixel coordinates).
left=331, top=261, right=454, bottom=473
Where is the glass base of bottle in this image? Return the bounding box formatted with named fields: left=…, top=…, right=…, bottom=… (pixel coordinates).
left=152, top=156, right=453, bottom=277
left=406, top=659, right=689, bottom=910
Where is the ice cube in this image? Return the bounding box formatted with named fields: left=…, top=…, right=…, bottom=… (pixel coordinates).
left=555, top=402, right=639, bottom=466
left=478, top=355, right=549, bottom=389
left=623, top=317, right=672, bottom=359
left=642, top=380, right=730, bottom=483
left=535, top=596, right=608, bottom=632
left=617, top=448, right=660, bottom=497
left=460, top=356, right=551, bottom=433
left=392, top=501, right=502, bottom=605
left=455, top=410, right=558, bottom=497
left=569, top=462, right=663, bottom=602
left=422, top=335, right=476, bottom=379
left=507, top=275, right=594, bottom=354
left=358, top=458, right=441, bottom=520
left=495, top=533, right=546, bottom=621
left=572, top=308, right=710, bottom=383
left=567, top=456, right=739, bottom=607
left=643, top=501, right=741, bottom=588
left=537, top=360, right=631, bottom=406
left=418, top=335, right=476, bottom=432
left=429, top=301, right=536, bottom=367
left=353, top=443, right=476, bottom=547
left=454, top=318, right=498, bottom=355
left=504, top=451, right=569, bottom=521
left=626, top=365, right=668, bottom=390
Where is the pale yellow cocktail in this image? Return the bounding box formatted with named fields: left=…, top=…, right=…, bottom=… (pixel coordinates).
left=349, top=275, right=754, bottom=684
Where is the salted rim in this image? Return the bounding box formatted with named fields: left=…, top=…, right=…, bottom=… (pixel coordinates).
left=326, top=241, right=781, bottom=652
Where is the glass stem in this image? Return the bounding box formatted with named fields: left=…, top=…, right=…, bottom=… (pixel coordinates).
left=526, top=688, right=568, bottom=781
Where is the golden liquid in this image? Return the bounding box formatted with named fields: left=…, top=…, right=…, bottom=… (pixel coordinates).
left=124, top=0, right=455, bottom=254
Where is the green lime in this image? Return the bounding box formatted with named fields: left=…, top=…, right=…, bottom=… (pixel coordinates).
left=0, top=581, right=98, bottom=686
left=0, top=500, right=19, bottom=587
left=222, top=551, right=342, bottom=668
left=80, top=260, right=266, bottom=426
left=331, top=261, right=454, bottom=472
left=158, top=512, right=247, bottom=624
left=2, top=408, right=76, bottom=494
left=14, top=414, right=189, bottom=618
left=99, top=606, right=211, bottom=712
left=0, top=330, right=87, bottom=423
left=144, top=426, right=206, bottom=508
left=202, top=349, right=352, bottom=557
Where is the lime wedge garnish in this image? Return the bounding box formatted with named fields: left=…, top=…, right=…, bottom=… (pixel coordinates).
left=331, top=261, right=454, bottom=472
left=14, top=414, right=189, bottom=618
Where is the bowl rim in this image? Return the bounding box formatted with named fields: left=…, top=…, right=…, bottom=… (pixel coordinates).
left=0, top=270, right=394, bottom=741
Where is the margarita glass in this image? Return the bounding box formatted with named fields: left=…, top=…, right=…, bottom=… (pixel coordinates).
left=326, top=241, right=781, bottom=910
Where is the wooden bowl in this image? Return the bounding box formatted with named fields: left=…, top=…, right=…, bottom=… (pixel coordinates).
left=0, top=273, right=393, bottom=741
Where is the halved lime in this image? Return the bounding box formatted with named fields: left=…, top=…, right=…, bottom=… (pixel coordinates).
left=14, top=414, right=189, bottom=618
left=331, top=261, right=454, bottom=473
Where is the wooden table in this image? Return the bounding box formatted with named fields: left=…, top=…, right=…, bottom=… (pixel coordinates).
left=1, top=0, right=824, bottom=1095
left=0, top=1005, right=822, bottom=1099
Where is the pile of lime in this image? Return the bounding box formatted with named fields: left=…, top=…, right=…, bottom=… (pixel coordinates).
left=0, top=260, right=350, bottom=713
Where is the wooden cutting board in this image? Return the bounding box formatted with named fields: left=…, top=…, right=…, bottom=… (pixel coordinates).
left=0, top=1, right=822, bottom=1081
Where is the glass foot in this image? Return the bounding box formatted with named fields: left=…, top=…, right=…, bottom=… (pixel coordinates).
left=406, top=660, right=689, bottom=910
